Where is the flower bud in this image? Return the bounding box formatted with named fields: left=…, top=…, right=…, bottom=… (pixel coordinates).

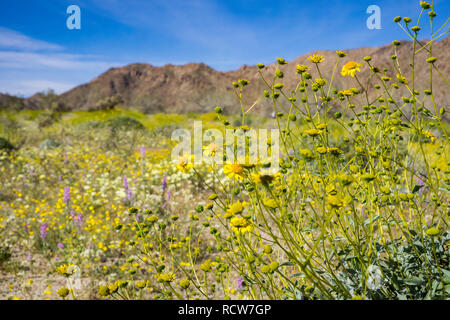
left=420, top=1, right=431, bottom=9
left=276, top=57, right=287, bottom=65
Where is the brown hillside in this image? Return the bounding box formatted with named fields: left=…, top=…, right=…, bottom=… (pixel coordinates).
left=2, top=36, right=449, bottom=116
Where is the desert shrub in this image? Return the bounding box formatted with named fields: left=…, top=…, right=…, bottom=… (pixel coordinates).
left=89, top=95, right=124, bottom=112
left=37, top=110, right=61, bottom=128
left=0, top=246, right=12, bottom=266
left=76, top=120, right=107, bottom=130
left=39, top=138, right=61, bottom=149
left=107, top=116, right=145, bottom=131
left=0, top=137, right=14, bottom=152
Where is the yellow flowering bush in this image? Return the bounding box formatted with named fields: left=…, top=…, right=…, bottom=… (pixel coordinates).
left=0, top=2, right=448, bottom=300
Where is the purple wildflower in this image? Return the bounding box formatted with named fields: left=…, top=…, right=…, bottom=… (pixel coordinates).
left=63, top=187, right=71, bottom=205
left=140, top=146, right=146, bottom=158
left=64, top=153, right=69, bottom=165
left=123, top=175, right=129, bottom=190
left=123, top=176, right=133, bottom=204
left=40, top=223, right=47, bottom=239
left=76, top=212, right=83, bottom=227
left=271, top=111, right=276, bottom=119
left=162, top=176, right=167, bottom=190
left=162, top=190, right=171, bottom=209
left=416, top=176, right=426, bottom=196
left=236, top=276, right=244, bottom=289
left=57, top=242, right=64, bottom=249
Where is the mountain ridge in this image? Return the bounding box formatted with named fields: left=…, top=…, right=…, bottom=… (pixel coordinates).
left=1, top=35, right=448, bottom=116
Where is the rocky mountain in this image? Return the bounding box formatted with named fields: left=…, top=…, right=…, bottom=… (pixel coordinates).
left=1, top=36, right=449, bottom=116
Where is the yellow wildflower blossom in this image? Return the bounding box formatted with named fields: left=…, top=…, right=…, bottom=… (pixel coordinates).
left=230, top=217, right=253, bottom=234
left=224, top=163, right=245, bottom=180
left=341, top=61, right=362, bottom=77
left=308, top=54, right=325, bottom=64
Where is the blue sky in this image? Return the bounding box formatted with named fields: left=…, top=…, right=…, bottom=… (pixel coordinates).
left=0, top=0, right=448, bottom=97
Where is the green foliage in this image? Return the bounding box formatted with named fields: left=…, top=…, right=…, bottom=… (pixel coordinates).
left=107, top=116, right=145, bottom=131
left=0, top=137, right=14, bottom=151
left=0, top=246, right=12, bottom=266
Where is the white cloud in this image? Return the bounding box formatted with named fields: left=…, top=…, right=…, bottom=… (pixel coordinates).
left=0, top=79, right=75, bottom=96
left=0, top=27, right=120, bottom=96
left=0, top=27, right=63, bottom=51
left=0, top=51, right=118, bottom=70
left=18, top=80, right=75, bottom=94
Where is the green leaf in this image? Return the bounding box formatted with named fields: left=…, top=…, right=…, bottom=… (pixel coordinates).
left=441, top=269, right=450, bottom=284
left=404, top=277, right=426, bottom=286
left=412, top=184, right=424, bottom=193
left=445, top=284, right=450, bottom=295
left=291, top=273, right=305, bottom=278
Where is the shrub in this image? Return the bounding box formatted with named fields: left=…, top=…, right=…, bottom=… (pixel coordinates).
left=107, top=116, right=145, bottom=131
left=0, top=137, right=14, bottom=152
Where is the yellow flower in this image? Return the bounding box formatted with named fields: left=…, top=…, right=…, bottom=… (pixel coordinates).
left=421, top=130, right=436, bottom=142
left=305, top=129, right=323, bottom=137
left=158, top=273, right=175, bottom=283
left=203, top=143, right=221, bottom=157
left=176, top=155, right=193, bottom=173
left=224, top=163, right=245, bottom=180
left=327, top=195, right=344, bottom=209
left=299, top=148, right=315, bottom=161
left=263, top=198, right=278, bottom=209
left=200, top=259, right=212, bottom=272
left=251, top=172, right=277, bottom=185
left=98, top=285, right=110, bottom=297
left=296, top=64, right=309, bottom=74
left=340, top=89, right=354, bottom=96
left=224, top=201, right=247, bottom=219
left=179, top=279, right=191, bottom=289
left=308, top=54, right=325, bottom=64
left=56, top=264, right=77, bottom=277
left=337, top=174, right=354, bottom=186
left=328, top=147, right=344, bottom=155
left=57, top=286, right=70, bottom=298
left=314, top=78, right=327, bottom=87
left=230, top=217, right=253, bottom=234
left=317, top=146, right=328, bottom=154
left=341, top=61, right=362, bottom=77
left=396, top=73, right=408, bottom=84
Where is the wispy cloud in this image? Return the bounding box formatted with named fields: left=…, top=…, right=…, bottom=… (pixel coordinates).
left=0, top=51, right=118, bottom=70
left=14, top=80, right=75, bottom=95
left=0, top=26, right=118, bottom=96
left=0, top=27, right=63, bottom=51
